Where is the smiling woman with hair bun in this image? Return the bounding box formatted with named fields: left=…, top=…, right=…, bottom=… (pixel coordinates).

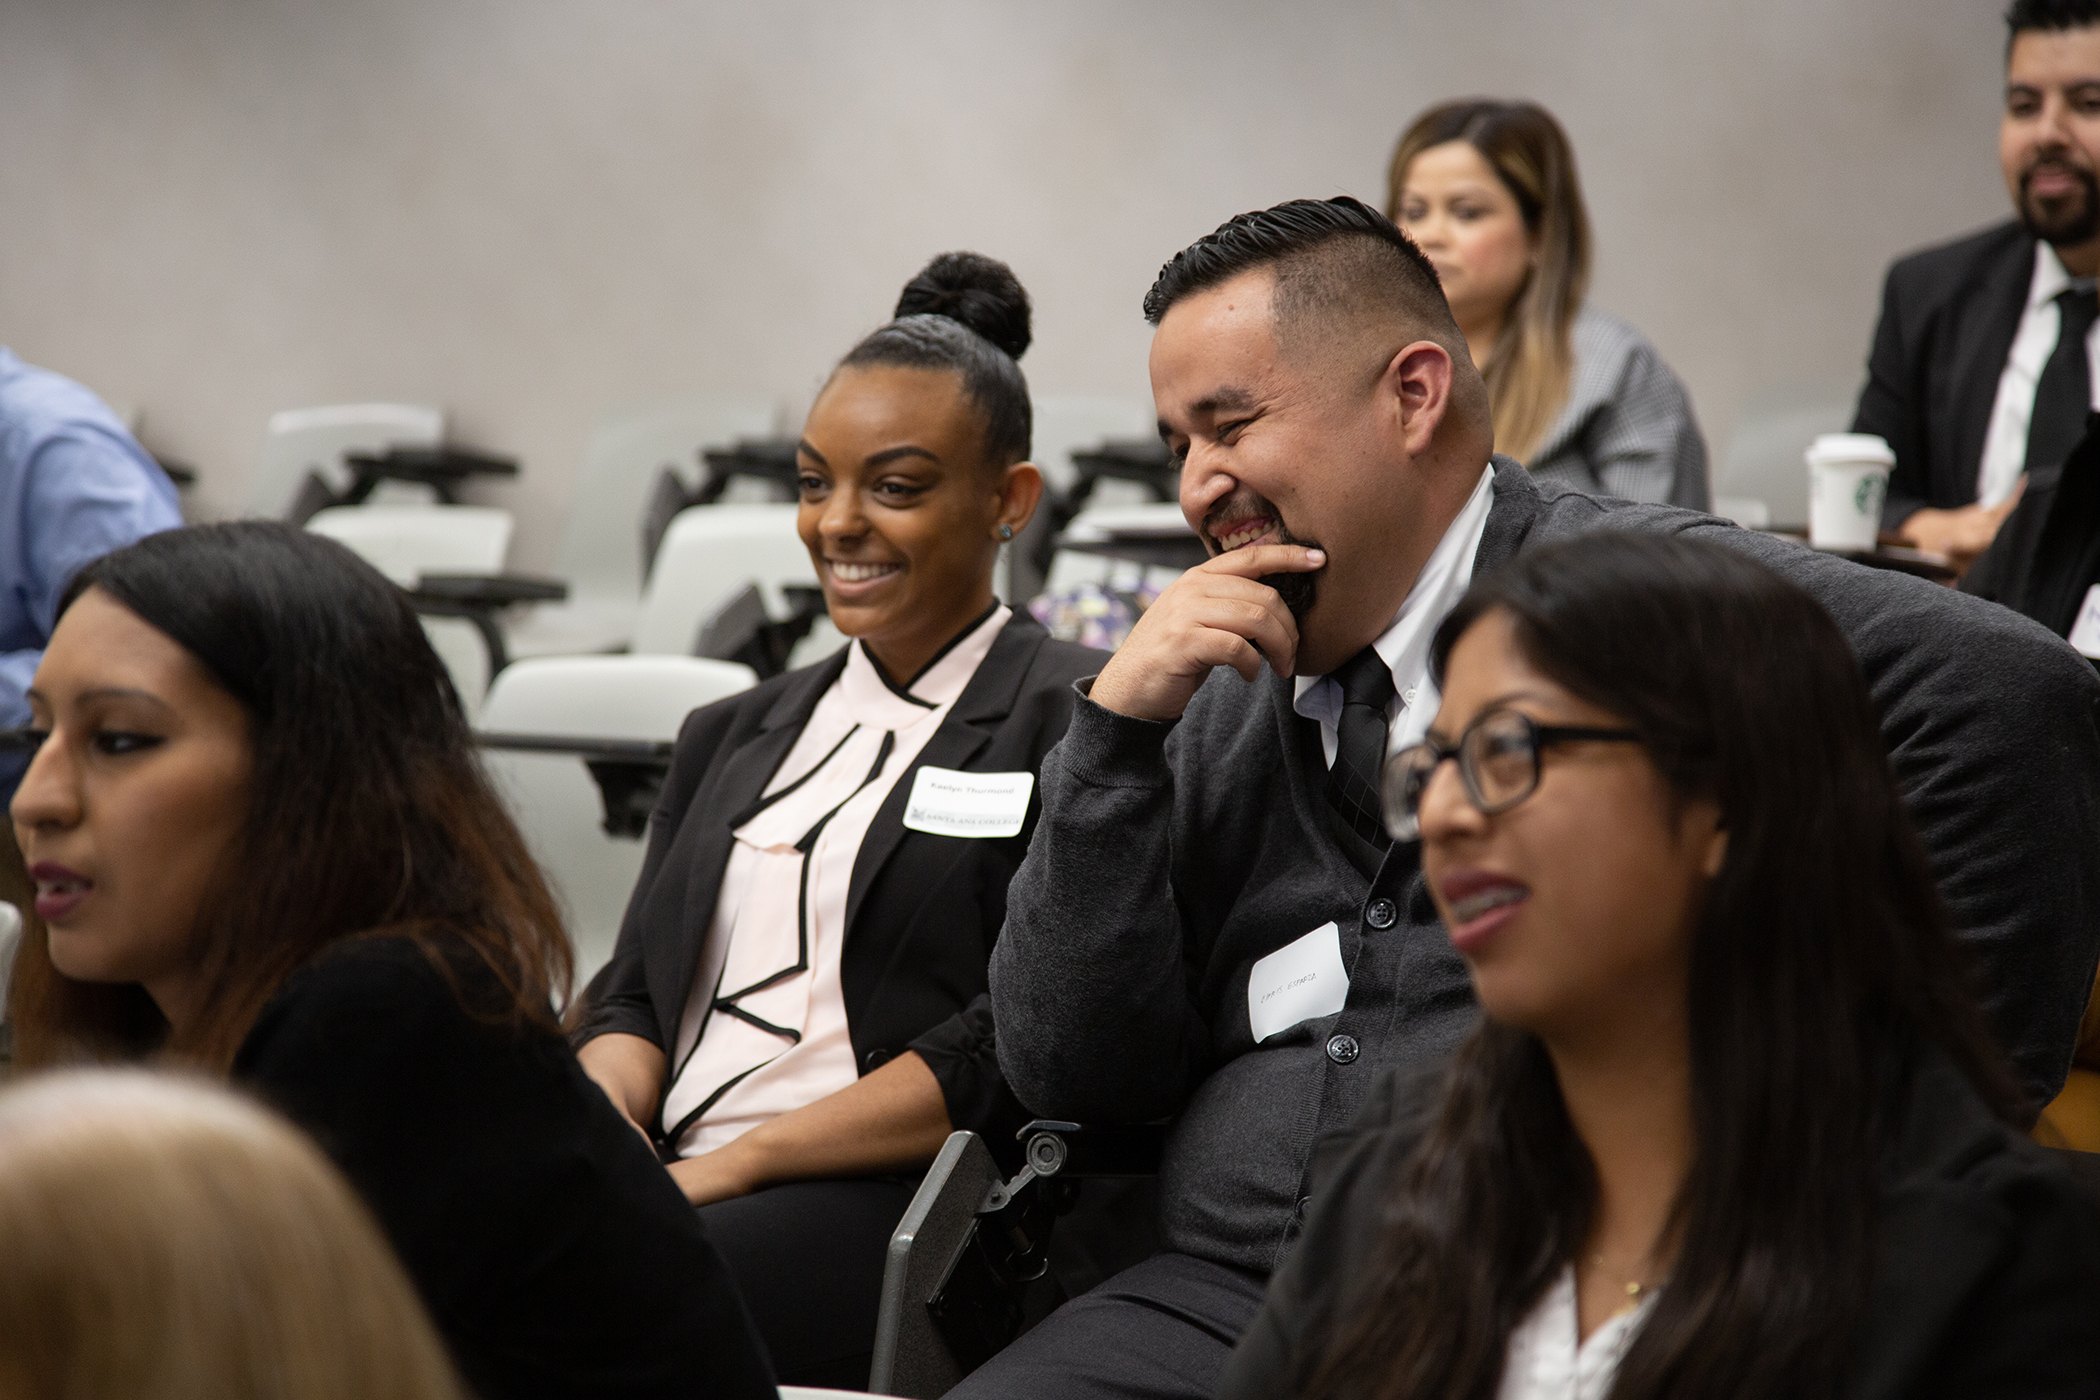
left=571, top=251, right=1109, bottom=1388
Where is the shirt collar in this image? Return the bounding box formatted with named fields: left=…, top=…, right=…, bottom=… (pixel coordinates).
left=840, top=603, right=1009, bottom=720
left=2029, top=240, right=2090, bottom=309
left=1293, top=463, right=1497, bottom=726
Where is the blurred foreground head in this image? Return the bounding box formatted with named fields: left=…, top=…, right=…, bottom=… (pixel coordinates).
left=0, top=1069, right=463, bottom=1400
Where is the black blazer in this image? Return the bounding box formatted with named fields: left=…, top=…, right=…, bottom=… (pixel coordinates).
left=1853, top=220, right=2036, bottom=529
left=574, top=611, right=1105, bottom=1150
left=235, top=935, right=777, bottom=1400
left=1963, top=411, right=2100, bottom=647
left=1220, top=1051, right=2100, bottom=1400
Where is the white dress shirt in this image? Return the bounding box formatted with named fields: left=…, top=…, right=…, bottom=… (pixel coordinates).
left=1497, top=1266, right=1658, bottom=1400
left=1293, top=464, right=1496, bottom=767
left=662, top=605, right=1010, bottom=1157
left=1976, top=242, right=2100, bottom=507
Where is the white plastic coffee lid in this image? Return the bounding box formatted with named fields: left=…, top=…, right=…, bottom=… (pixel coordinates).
left=1805, top=432, right=1895, bottom=466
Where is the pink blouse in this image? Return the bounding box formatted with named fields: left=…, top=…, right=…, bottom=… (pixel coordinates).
left=661, top=607, right=1010, bottom=1157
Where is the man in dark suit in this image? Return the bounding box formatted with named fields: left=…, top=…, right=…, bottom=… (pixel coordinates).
left=1853, top=0, right=2100, bottom=566
left=962, top=197, right=2100, bottom=1400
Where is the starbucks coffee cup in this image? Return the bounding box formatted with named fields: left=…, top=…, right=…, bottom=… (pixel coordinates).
left=1805, top=433, right=1895, bottom=550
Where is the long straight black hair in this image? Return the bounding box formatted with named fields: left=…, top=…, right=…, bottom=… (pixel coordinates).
left=1302, top=532, right=2019, bottom=1400
left=11, top=522, right=571, bottom=1071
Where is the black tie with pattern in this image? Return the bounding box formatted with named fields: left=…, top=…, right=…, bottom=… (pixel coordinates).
left=1325, top=645, right=1396, bottom=852
left=2026, top=284, right=2100, bottom=478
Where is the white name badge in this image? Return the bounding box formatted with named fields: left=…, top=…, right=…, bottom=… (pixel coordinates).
left=2070, top=586, right=2100, bottom=659
left=1247, top=921, right=1350, bottom=1045
left=902, top=767, right=1035, bottom=839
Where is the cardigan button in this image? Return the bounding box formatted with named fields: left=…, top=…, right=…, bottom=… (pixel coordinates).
left=862, top=1049, right=891, bottom=1073
left=1364, top=897, right=1398, bottom=930
left=1325, top=1034, right=1360, bottom=1065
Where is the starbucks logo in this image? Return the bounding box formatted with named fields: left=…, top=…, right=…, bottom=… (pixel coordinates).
left=1854, top=475, right=1885, bottom=517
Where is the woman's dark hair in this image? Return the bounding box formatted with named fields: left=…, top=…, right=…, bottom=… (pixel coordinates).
left=1303, top=532, right=2019, bottom=1400
left=836, top=251, right=1033, bottom=468
left=10, top=522, right=571, bottom=1071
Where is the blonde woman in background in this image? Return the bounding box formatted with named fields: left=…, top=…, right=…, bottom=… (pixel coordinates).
left=1388, top=98, right=1711, bottom=507
left=0, top=1069, right=464, bottom=1400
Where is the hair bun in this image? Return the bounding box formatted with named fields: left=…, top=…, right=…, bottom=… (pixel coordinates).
left=894, top=252, right=1032, bottom=361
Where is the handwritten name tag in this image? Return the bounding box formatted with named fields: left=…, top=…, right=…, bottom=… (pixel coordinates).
left=901, top=767, right=1034, bottom=839
left=1247, top=921, right=1349, bottom=1044
left=2070, top=586, right=2100, bottom=659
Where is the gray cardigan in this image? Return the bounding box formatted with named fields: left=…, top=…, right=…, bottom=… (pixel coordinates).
left=1524, top=305, right=1709, bottom=510
left=990, top=457, right=2100, bottom=1276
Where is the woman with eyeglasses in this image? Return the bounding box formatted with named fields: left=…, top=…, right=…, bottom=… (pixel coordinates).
left=1220, top=533, right=2100, bottom=1399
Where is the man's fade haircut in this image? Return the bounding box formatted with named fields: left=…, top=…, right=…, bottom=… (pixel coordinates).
left=1140, top=196, right=1462, bottom=360
left=2007, top=0, right=2100, bottom=53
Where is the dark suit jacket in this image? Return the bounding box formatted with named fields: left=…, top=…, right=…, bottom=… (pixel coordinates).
left=574, top=611, right=1104, bottom=1151
left=1854, top=220, right=2036, bottom=529
left=994, top=458, right=2100, bottom=1275
left=1220, top=1050, right=2100, bottom=1400
left=236, top=935, right=777, bottom=1400
left=1963, top=411, right=2100, bottom=648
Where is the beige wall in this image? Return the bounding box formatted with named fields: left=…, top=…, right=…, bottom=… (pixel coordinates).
left=0, top=0, right=2011, bottom=565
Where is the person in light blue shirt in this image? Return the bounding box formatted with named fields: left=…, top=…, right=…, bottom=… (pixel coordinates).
left=0, top=346, right=181, bottom=796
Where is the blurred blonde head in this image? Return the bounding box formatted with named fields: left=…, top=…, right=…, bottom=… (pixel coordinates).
left=0, top=1069, right=463, bottom=1400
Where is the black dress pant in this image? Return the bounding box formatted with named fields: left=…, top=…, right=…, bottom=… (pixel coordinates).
left=943, top=1252, right=1269, bottom=1400
left=697, top=1176, right=919, bottom=1390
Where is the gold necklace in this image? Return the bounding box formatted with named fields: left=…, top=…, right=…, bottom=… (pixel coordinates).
left=1589, top=1254, right=1660, bottom=1316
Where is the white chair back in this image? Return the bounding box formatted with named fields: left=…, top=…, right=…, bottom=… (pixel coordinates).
left=479, top=656, right=758, bottom=982
left=631, top=504, right=815, bottom=656
left=248, top=403, right=445, bottom=518
left=305, top=505, right=513, bottom=586
left=506, top=399, right=779, bottom=661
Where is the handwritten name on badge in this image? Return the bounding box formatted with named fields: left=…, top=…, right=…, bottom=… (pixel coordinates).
left=901, top=767, right=1034, bottom=839
left=1247, top=921, right=1349, bottom=1044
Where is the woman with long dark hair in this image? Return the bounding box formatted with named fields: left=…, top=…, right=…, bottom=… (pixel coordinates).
left=1387, top=100, right=1707, bottom=508
left=1220, top=533, right=2099, bottom=1398
left=8, top=523, right=774, bottom=1400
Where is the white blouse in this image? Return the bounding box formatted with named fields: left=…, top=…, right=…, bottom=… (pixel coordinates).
left=1497, top=1266, right=1658, bottom=1400
left=660, top=606, right=1009, bottom=1158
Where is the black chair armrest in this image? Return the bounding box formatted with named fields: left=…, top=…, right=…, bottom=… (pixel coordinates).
left=413, top=572, right=569, bottom=606
left=1014, top=1120, right=1169, bottom=1180
left=869, top=1120, right=1168, bottom=1397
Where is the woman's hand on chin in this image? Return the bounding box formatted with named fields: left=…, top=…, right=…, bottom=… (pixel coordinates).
left=667, top=1141, right=765, bottom=1207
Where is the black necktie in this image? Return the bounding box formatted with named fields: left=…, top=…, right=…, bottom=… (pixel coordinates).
left=1325, top=646, right=1396, bottom=851
left=2026, top=285, right=2099, bottom=478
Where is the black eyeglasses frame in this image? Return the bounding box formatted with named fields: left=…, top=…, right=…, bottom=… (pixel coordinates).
left=1382, top=708, right=1642, bottom=841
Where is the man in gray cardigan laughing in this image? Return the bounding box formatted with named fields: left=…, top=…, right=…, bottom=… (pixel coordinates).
left=960, top=198, right=2100, bottom=1400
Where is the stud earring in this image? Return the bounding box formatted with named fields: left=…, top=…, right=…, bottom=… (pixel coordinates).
left=999, top=524, right=1014, bottom=540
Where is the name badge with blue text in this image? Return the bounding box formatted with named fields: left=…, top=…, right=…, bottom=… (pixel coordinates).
left=1247, top=921, right=1350, bottom=1044
left=902, top=767, right=1034, bottom=839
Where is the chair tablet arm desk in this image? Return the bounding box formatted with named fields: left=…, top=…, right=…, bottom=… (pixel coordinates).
left=869, top=1119, right=1167, bottom=1400
left=474, top=733, right=673, bottom=838
left=411, top=573, right=569, bottom=677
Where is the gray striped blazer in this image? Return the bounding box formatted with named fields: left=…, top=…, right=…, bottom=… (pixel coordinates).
left=1522, top=305, right=1710, bottom=509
